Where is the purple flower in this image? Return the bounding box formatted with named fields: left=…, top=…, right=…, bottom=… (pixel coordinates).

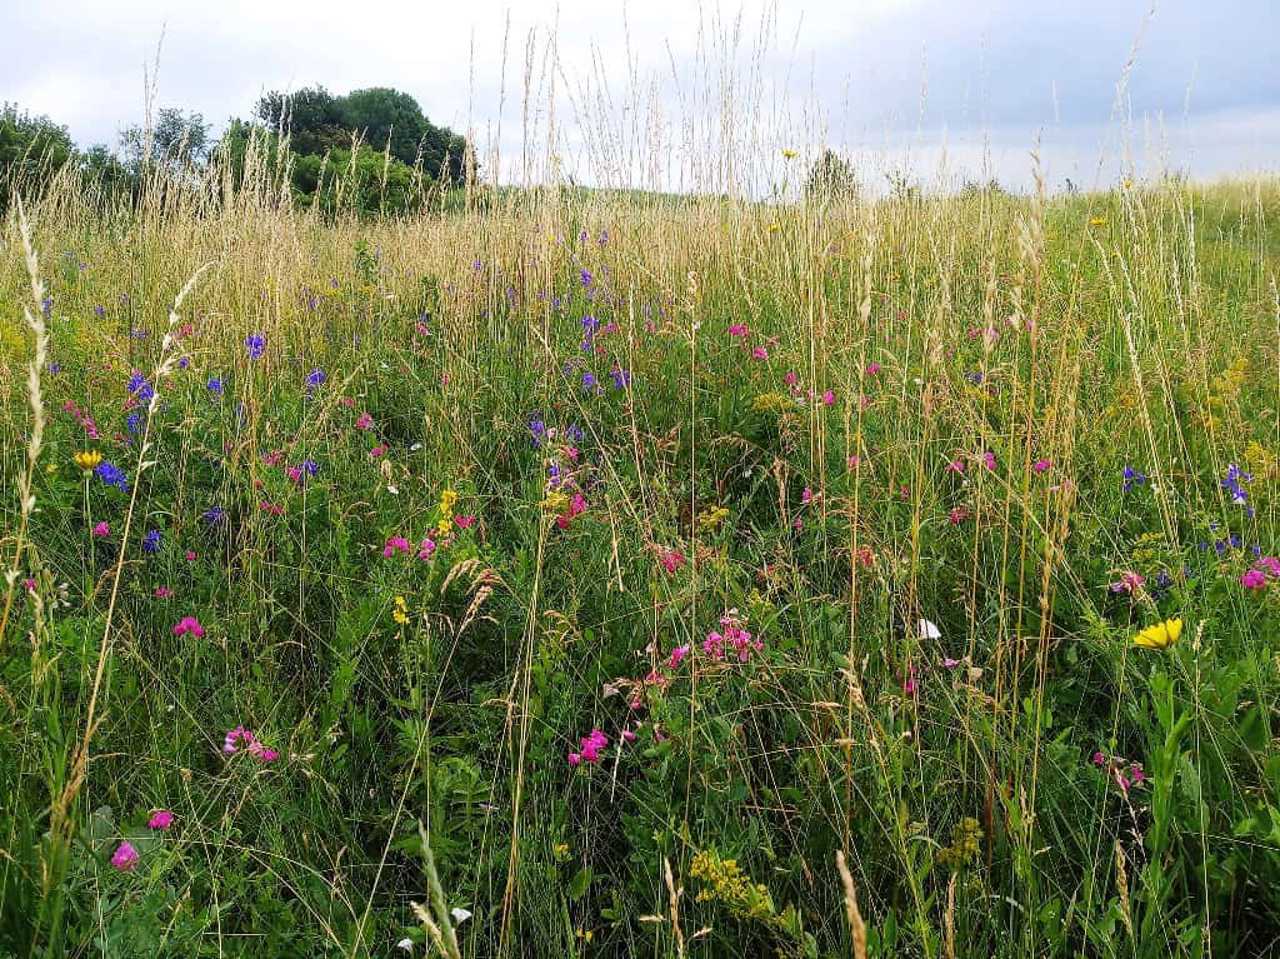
left=95, top=461, right=129, bottom=492
left=207, top=376, right=224, bottom=395
left=245, top=333, right=266, bottom=360
left=581, top=371, right=597, bottom=391
left=611, top=367, right=631, bottom=390
left=306, top=368, right=326, bottom=389
left=143, top=529, right=162, bottom=554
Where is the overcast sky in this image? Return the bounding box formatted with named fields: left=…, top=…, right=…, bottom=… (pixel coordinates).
left=4, top=0, right=1278, bottom=193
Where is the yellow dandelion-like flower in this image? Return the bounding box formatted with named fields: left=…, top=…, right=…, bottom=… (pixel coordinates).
left=1088, top=215, right=1107, bottom=228
left=74, top=450, right=102, bottom=473
left=781, top=148, right=797, bottom=160
left=1133, top=617, right=1182, bottom=650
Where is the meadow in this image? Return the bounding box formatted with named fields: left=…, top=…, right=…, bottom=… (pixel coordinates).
left=2, top=153, right=1279, bottom=957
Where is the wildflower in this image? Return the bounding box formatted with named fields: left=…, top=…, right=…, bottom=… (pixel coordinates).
left=172, top=616, right=205, bottom=638
left=245, top=332, right=266, bottom=359
left=611, top=366, right=631, bottom=389
left=455, top=515, right=476, bottom=529
left=728, top=323, right=749, bottom=338
left=821, top=390, right=836, bottom=406
left=383, top=536, right=411, bottom=558
left=95, top=461, right=129, bottom=492
left=74, top=450, right=102, bottom=473
left=577, top=729, right=609, bottom=764
left=668, top=644, right=690, bottom=669
left=185, top=550, right=197, bottom=561
left=1133, top=617, right=1183, bottom=651
left=92, top=521, right=110, bottom=538
left=752, top=346, right=769, bottom=360
left=945, top=459, right=965, bottom=474
left=1091, top=751, right=1106, bottom=766
left=1121, top=465, right=1146, bottom=493
left=153, top=586, right=173, bottom=599
left=919, top=619, right=942, bottom=640
left=110, top=841, right=139, bottom=871
left=581, top=371, right=597, bottom=391
left=355, top=412, right=374, bottom=430
left=1241, top=569, right=1267, bottom=590
left=223, top=726, right=278, bottom=762
left=981, top=451, right=997, bottom=471
left=948, top=506, right=969, bottom=525
left=1032, top=458, right=1052, bottom=473
left=621, top=729, right=638, bottom=744
left=143, top=529, right=162, bottom=554
left=147, top=810, right=175, bottom=830
left=417, top=538, right=437, bottom=560
left=127, top=370, right=154, bottom=403
left=1110, top=571, right=1146, bottom=594
left=902, top=666, right=918, bottom=696
left=658, top=548, right=686, bottom=574
left=393, top=595, right=409, bottom=625
left=202, top=505, right=226, bottom=525
left=1222, top=463, right=1252, bottom=509
left=305, top=368, right=326, bottom=389
left=1089, top=215, right=1107, bottom=227
left=207, top=376, right=224, bottom=395
left=865, top=362, right=881, bottom=375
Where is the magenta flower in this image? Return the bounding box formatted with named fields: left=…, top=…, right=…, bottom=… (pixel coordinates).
left=728, top=323, right=749, bottom=337
left=1032, top=458, right=1052, bottom=473
left=171, top=616, right=205, bottom=638
left=455, top=515, right=476, bottom=529
left=154, top=586, right=173, bottom=599
left=667, top=644, right=690, bottom=669
left=658, top=548, right=686, bottom=574
left=1242, top=568, right=1267, bottom=590
left=1110, top=571, right=1146, bottom=594
left=945, top=459, right=965, bottom=474
left=111, top=841, right=139, bottom=871
left=783, top=370, right=798, bottom=387
left=223, top=725, right=278, bottom=762
left=982, top=451, right=997, bottom=471
left=621, top=728, right=638, bottom=744
left=185, top=550, right=197, bottom=561
left=147, top=809, right=175, bottom=830
left=578, top=729, right=609, bottom=764
left=751, top=346, right=768, bottom=360
left=821, top=390, right=836, bottom=406
left=92, top=521, right=110, bottom=538
left=1091, top=751, right=1106, bottom=766
left=417, top=538, right=437, bottom=560
left=865, top=362, right=881, bottom=375
left=355, top=412, right=374, bottom=430
left=383, top=536, right=411, bottom=558
left=567, top=751, right=582, bottom=766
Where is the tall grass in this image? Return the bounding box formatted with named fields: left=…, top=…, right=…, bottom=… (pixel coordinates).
left=2, top=27, right=1280, bottom=958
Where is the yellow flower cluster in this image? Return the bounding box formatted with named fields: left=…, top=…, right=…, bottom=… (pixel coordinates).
left=936, top=816, right=983, bottom=871
left=689, top=849, right=776, bottom=924
left=698, top=506, right=730, bottom=531
left=392, top=595, right=409, bottom=626
left=436, top=488, right=459, bottom=537
left=751, top=392, right=792, bottom=414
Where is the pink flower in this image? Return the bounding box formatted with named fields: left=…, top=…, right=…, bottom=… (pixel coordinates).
left=621, top=728, right=638, bottom=744
left=667, top=644, right=690, bottom=669
left=223, top=726, right=278, bottom=762
left=1091, top=751, right=1106, bottom=766
left=111, top=841, right=139, bottom=871
left=945, top=459, right=965, bottom=474
left=369, top=444, right=387, bottom=458
left=153, top=586, right=173, bottom=599
left=355, top=412, right=374, bottom=430
left=23, top=578, right=36, bottom=594
left=1242, top=568, right=1268, bottom=590
left=865, top=362, right=881, bottom=375
left=821, top=390, right=836, bottom=406
left=981, top=451, right=997, bottom=471
left=1258, top=556, right=1280, bottom=577
left=455, top=515, right=476, bottom=529
left=751, top=346, right=769, bottom=360
left=1129, top=762, right=1146, bottom=785
left=578, top=729, right=609, bottom=764
left=383, top=536, right=411, bottom=558
left=185, top=550, right=197, bottom=561
left=902, top=667, right=918, bottom=696
left=286, top=466, right=303, bottom=484
left=1110, top=571, right=1146, bottom=594
left=728, top=323, right=749, bottom=338
left=658, top=548, right=686, bottom=574
left=948, top=507, right=969, bottom=525
left=172, top=616, right=205, bottom=638
left=417, top=538, right=437, bottom=560
left=783, top=370, right=799, bottom=387
left=92, top=521, right=110, bottom=538
left=567, top=752, right=581, bottom=766
left=147, top=809, right=175, bottom=830
left=1032, top=458, right=1052, bottom=473
left=941, top=657, right=961, bottom=669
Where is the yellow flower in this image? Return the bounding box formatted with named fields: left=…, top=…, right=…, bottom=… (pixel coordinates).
left=767, top=222, right=780, bottom=233
left=781, top=148, right=797, bottom=160
left=1088, top=215, right=1107, bottom=227
left=440, top=489, right=459, bottom=512
left=74, top=450, right=102, bottom=473
left=392, top=595, right=409, bottom=625
left=699, top=506, right=730, bottom=531
left=1133, top=618, right=1182, bottom=650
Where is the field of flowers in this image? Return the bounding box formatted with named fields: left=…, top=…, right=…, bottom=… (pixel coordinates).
left=2, top=173, right=1279, bottom=957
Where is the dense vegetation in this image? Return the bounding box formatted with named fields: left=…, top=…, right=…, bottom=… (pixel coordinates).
left=1, top=88, right=469, bottom=217
left=1, top=135, right=1279, bottom=957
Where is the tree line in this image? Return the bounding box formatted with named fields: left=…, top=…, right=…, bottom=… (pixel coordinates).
left=1, top=85, right=472, bottom=214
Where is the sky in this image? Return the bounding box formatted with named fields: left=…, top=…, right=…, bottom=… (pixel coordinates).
left=4, top=0, right=1278, bottom=194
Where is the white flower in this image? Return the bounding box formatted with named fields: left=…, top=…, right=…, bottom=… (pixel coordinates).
left=450, top=907, right=473, bottom=924
left=918, top=619, right=941, bottom=640
left=395, top=938, right=414, bottom=952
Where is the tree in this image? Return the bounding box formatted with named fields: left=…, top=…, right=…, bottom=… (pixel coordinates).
left=256, top=85, right=469, bottom=184
left=255, top=86, right=346, bottom=157
left=804, top=148, right=858, bottom=201
left=119, top=108, right=211, bottom=171
left=0, top=103, right=74, bottom=208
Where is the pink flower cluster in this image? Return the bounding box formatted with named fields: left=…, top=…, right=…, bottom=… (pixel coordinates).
left=556, top=492, right=588, bottom=530
left=1242, top=556, right=1280, bottom=591
left=172, top=616, right=204, bottom=638
left=1110, top=571, right=1146, bottom=594
left=384, top=534, right=444, bottom=560
left=568, top=728, right=609, bottom=766
left=702, top=610, right=761, bottom=662
left=63, top=399, right=100, bottom=439
left=223, top=726, right=279, bottom=763
left=1091, top=751, right=1146, bottom=793
left=657, top=547, right=686, bottom=574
